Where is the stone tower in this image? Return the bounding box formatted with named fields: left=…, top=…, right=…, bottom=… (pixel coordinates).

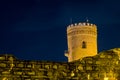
left=65, top=22, right=97, bottom=62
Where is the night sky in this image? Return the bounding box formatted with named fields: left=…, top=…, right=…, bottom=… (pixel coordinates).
left=0, top=0, right=120, bottom=62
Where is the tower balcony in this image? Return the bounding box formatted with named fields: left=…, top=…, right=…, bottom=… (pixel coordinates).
left=64, top=50, right=69, bottom=57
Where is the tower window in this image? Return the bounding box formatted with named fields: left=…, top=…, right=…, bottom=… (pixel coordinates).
left=82, top=41, right=87, bottom=48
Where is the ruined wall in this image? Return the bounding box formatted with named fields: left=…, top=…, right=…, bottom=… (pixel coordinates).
left=0, top=48, right=120, bottom=80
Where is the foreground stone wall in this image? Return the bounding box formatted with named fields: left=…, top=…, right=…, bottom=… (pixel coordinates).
left=0, top=48, right=120, bottom=80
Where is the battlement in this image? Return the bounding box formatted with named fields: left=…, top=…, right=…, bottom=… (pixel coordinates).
left=67, top=22, right=96, bottom=30
left=67, top=22, right=97, bottom=36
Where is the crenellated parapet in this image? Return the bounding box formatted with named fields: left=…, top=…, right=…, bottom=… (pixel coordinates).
left=67, top=22, right=97, bottom=37
left=67, top=22, right=97, bottom=29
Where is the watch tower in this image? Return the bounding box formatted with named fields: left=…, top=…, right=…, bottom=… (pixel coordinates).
left=65, top=22, right=97, bottom=62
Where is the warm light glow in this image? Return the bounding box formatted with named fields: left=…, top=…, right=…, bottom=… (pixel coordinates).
left=87, top=74, right=90, bottom=80
left=104, top=77, right=108, bottom=80
left=2, top=77, right=8, bottom=80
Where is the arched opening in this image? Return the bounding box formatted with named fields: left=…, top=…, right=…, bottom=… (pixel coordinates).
left=82, top=41, right=87, bottom=48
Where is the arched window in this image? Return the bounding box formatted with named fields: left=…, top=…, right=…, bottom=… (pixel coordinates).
left=82, top=41, right=87, bottom=48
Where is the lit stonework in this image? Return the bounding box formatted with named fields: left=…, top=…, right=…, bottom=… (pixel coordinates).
left=65, top=22, right=97, bottom=62
left=0, top=48, right=120, bottom=80
left=0, top=22, right=120, bottom=80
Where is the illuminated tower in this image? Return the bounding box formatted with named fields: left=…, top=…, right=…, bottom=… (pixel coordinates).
left=65, top=22, right=97, bottom=62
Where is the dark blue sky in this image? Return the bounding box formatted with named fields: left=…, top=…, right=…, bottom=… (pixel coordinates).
left=0, top=0, right=120, bottom=62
